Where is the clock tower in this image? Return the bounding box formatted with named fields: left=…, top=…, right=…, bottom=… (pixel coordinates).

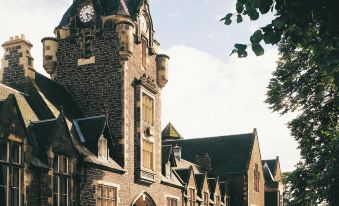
left=41, top=0, right=169, bottom=181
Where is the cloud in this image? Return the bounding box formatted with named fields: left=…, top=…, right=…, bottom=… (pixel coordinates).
left=161, top=45, right=300, bottom=171
left=0, top=0, right=72, bottom=75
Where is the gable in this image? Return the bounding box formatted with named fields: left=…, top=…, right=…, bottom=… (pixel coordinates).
left=0, top=94, right=28, bottom=140
left=188, top=169, right=197, bottom=189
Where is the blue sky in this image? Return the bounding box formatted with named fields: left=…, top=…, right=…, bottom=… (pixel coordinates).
left=0, top=0, right=300, bottom=171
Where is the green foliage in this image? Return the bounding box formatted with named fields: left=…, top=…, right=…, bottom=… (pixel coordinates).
left=282, top=163, right=318, bottom=206
left=222, top=0, right=339, bottom=204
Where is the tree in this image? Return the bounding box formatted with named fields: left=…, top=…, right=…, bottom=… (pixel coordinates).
left=282, top=163, right=317, bottom=206
left=221, top=0, right=339, bottom=204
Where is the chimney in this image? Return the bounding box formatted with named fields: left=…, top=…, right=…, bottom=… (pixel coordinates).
left=0, top=34, right=35, bottom=91
left=195, top=153, right=212, bottom=172
left=173, top=145, right=182, bottom=162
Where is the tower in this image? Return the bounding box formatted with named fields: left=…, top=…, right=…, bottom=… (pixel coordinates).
left=0, top=34, right=35, bottom=91
left=41, top=0, right=169, bottom=181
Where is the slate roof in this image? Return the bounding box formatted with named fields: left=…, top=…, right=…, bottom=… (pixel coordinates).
left=73, top=116, right=107, bottom=143
left=262, top=159, right=277, bottom=177
left=29, top=73, right=84, bottom=120
left=58, top=0, right=141, bottom=27
left=208, top=178, right=217, bottom=194
left=175, top=168, right=191, bottom=184
left=0, top=84, right=39, bottom=126
left=164, top=133, right=255, bottom=176
left=162, top=122, right=183, bottom=140
left=162, top=145, right=173, bottom=166
left=194, top=173, right=206, bottom=194
left=263, top=163, right=274, bottom=182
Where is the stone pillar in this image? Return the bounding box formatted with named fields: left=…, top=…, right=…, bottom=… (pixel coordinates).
left=0, top=34, right=35, bottom=91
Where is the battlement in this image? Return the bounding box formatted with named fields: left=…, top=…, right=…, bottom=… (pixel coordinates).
left=2, top=34, right=33, bottom=48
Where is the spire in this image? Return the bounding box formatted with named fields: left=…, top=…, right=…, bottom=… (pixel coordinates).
left=162, top=122, right=183, bottom=140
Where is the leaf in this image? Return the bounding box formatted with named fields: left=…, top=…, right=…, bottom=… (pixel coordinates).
left=234, top=43, right=248, bottom=51
left=272, top=16, right=287, bottom=29
left=259, top=0, right=273, bottom=14
left=237, top=14, right=243, bottom=23
left=250, top=30, right=263, bottom=43
left=236, top=2, right=244, bottom=13
left=224, top=19, right=232, bottom=25
left=221, top=13, right=233, bottom=25
left=263, top=30, right=281, bottom=45
left=249, top=9, right=260, bottom=20
left=252, top=43, right=264, bottom=56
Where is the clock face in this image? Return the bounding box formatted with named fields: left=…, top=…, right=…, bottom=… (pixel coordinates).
left=79, top=4, right=95, bottom=23
left=140, top=15, right=148, bottom=33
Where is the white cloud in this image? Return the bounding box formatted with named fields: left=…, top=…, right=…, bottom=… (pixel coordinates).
left=161, top=45, right=300, bottom=172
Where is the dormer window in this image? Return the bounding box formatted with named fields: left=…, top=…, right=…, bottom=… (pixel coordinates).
left=203, top=192, right=209, bottom=206
left=98, top=137, right=108, bottom=160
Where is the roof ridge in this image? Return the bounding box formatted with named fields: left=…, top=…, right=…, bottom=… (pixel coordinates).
left=165, top=132, right=254, bottom=142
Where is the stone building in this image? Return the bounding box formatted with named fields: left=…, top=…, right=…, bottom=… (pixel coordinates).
left=0, top=0, right=282, bottom=206
left=262, top=157, right=284, bottom=206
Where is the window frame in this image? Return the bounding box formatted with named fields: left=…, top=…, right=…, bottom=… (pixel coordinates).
left=0, top=140, right=22, bottom=206
left=53, top=154, right=70, bottom=206
left=202, top=192, right=209, bottom=206
left=141, top=92, right=155, bottom=126
left=142, top=138, right=154, bottom=171
left=96, top=184, right=118, bottom=206
left=188, top=188, right=196, bottom=206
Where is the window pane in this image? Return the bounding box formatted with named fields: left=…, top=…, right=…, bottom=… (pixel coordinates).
left=11, top=188, right=19, bottom=206
left=61, top=194, right=67, bottom=206
left=0, top=165, right=7, bottom=187
left=53, top=157, right=58, bottom=172
left=0, top=141, right=7, bottom=161
left=63, top=157, right=68, bottom=174
left=53, top=176, right=59, bottom=193
left=61, top=177, right=67, bottom=195
left=11, top=167, right=19, bottom=187
left=0, top=186, right=6, bottom=206
left=11, top=144, right=20, bottom=163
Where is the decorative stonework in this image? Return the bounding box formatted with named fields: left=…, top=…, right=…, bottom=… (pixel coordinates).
left=134, top=74, right=158, bottom=94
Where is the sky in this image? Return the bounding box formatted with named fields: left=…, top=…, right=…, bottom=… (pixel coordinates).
left=0, top=0, right=300, bottom=172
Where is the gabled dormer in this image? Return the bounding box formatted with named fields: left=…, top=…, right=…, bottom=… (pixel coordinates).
left=162, top=145, right=177, bottom=178
left=175, top=166, right=198, bottom=206
left=195, top=172, right=210, bottom=206
left=208, top=177, right=221, bottom=206
left=73, top=115, right=114, bottom=160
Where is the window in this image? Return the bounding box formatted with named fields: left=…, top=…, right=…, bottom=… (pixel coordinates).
left=215, top=195, right=220, bottom=206
left=142, top=37, right=147, bottom=68
left=279, top=192, right=283, bottom=206
left=166, top=197, right=178, bottom=206
left=27, top=57, right=32, bottom=66
left=96, top=184, right=117, bottom=206
left=0, top=140, right=22, bottom=206
left=53, top=155, right=69, bottom=206
left=142, top=139, right=154, bottom=170
left=226, top=196, right=231, bottom=206
left=203, top=192, right=209, bottom=206
left=254, top=164, right=260, bottom=192
left=188, top=188, right=196, bottom=206
left=142, top=93, right=154, bottom=125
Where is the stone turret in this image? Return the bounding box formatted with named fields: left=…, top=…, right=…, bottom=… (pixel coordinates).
left=156, top=54, right=169, bottom=88
left=0, top=34, right=35, bottom=91
left=116, top=19, right=135, bottom=61
left=41, top=37, right=58, bottom=78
